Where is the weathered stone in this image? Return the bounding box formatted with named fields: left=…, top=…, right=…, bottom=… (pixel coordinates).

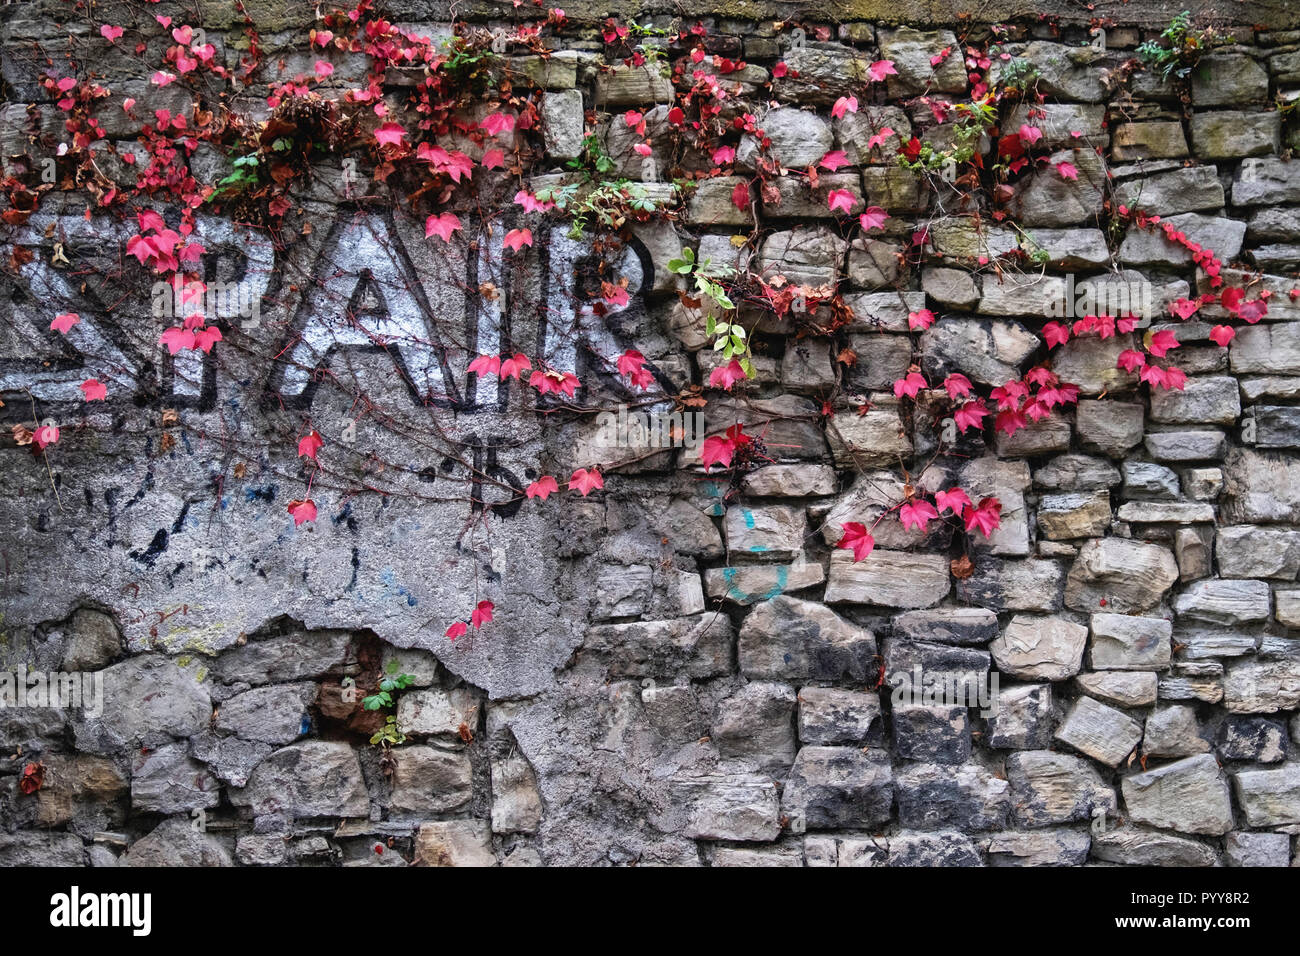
left=922, top=266, right=980, bottom=310
left=931, top=218, right=1019, bottom=261
left=990, top=615, right=1087, bottom=681
left=395, top=687, right=480, bottom=736
left=594, top=64, right=673, bottom=106
left=1006, top=751, right=1117, bottom=827
left=919, top=317, right=1039, bottom=386
left=390, top=745, right=473, bottom=814
left=230, top=741, right=368, bottom=818
left=1190, top=110, right=1281, bottom=159
left=1053, top=334, right=1139, bottom=396
left=1223, top=658, right=1300, bottom=713
left=1151, top=375, right=1241, bottom=426
left=722, top=504, right=807, bottom=561
left=844, top=291, right=927, bottom=332
left=211, top=630, right=352, bottom=686
left=713, top=682, right=798, bottom=769
left=887, top=831, right=983, bottom=867
left=1182, top=467, right=1224, bottom=500
left=895, top=762, right=1010, bottom=831
left=861, top=166, right=928, bottom=212
left=123, top=818, right=232, bottom=867
left=1005, top=102, right=1105, bottom=147
left=1111, top=121, right=1188, bottom=161
left=215, top=683, right=315, bottom=745
left=1160, top=661, right=1225, bottom=703
left=687, top=176, right=754, bottom=226
left=773, top=45, right=875, bottom=103
left=1119, top=213, right=1247, bottom=267
left=1075, top=671, right=1159, bottom=708
left=798, top=687, right=883, bottom=745
left=1035, top=455, right=1121, bottom=492
left=1020, top=227, right=1111, bottom=269
left=1145, top=430, right=1229, bottom=462
left=1077, top=401, right=1144, bottom=457
left=539, top=89, right=584, bottom=161
left=824, top=549, right=950, bottom=609
left=1089, top=614, right=1172, bottom=670
left=1037, top=491, right=1113, bottom=540
left=72, top=655, right=212, bottom=755
left=1122, top=460, right=1180, bottom=499
left=994, top=418, right=1073, bottom=458
left=412, top=821, right=496, bottom=867
left=1122, top=754, right=1235, bottom=836
left=961, top=457, right=1032, bottom=556
left=834, top=105, right=912, bottom=164
left=1232, top=157, right=1300, bottom=206
left=61, top=608, right=124, bottom=671
left=586, top=614, right=733, bottom=680
left=1232, top=764, right=1300, bottom=827
left=738, top=107, right=832, bottom=169
left=712, top=845, right=804, bottom=867
left=891, top=702, right=970, bottom=764
left=1113, top=165, right=1226, bottom=215
left=986, top=829, right=1091, bottom=867
left=957, top=558, right=1067, bottom=613
left=1218, top=716, right=1288, bottom=763
left=1144, top=705, right=1210, bottom=758
left=891, top=607, right=998, bottom=646
left=781, top=746, right=893, bottom=829
left=1217, top=525, right=1300, bottom=579
left=884, top=640, right=992, bottom=696
left=739, top=596, right=877, bottom=682
left=131, top=744, right=220, bottom=814
left=1065, top=538, right=1179, bottom=613
left=704, top=557, right=825, bottom=606
left=490, top=750, right=542, bottom=835
left=674, top=775, right=781, bottom=842
left=1225, top=831, right=1291, bottom=867
left=845, top=333, right=912, bottom=391
left=1191, top=53, right=1270, bottom=107
left=1090, top=828, right=1218, bottom=866
left=986, top=683, right=1054, bottom=749
left=758, top=227, right=846, bottom=289
left=1174, top=579, right=1271, bottom=626
left=877, top=27, right=967, bottom=95
left=1013, top=146, right=1105, bottom=226
left=1055, top=696, right=1143, bottom=767
left=763, top=173, right=863, bottom=220
left=1223, top=448, right=1300, bottom=523
left=1117, top=500, right=1217, bottom=524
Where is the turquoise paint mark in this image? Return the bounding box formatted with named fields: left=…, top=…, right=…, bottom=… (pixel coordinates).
left=380, top=567, right=419, bottom=606
left=760, top=564, right=789, bottom=601
left=743, top=510, right=756, bottom=529
left=703, top=482, right=726, bottom=516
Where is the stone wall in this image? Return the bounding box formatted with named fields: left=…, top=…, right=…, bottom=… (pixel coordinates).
left=2, top=1, right=1300, bottom=867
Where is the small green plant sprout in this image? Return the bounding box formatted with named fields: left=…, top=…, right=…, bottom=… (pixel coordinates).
left=207, top=154, right=261, bottom=201
left=1137, top=11, right=1214, bottom=82
left=667, top=247, right=755, bottom=378
left=370, top=714, right=406, bottom=747
left=362, top=658, right=415, bottom=712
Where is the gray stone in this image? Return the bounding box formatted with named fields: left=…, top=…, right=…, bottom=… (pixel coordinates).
left=1144, top=705, right=1210, bottom=758
left=1232, top=764, right=1300, bottom=826
left=1119, top=213, right=1246, bottom=267
left=824, top=549, right=950, bottom=609
left=1053, top=334, right=1138, bottom=396
left=1225, top=831, right=1291, bottom=867
left=1055, top=696, right=1143, bottom=767
left=72, top=655, right=211, bottom=755
left=1217, top=525, right=1300, bottom=579
left=131, top=743, right=221, bottom=814
left=1004, top=102, right=1105, bottom=147
left=1122, top=753, right=1235, bottom=836
left=1037, top=491, right=1113, bottom=540
left=986, top=829, right=1091, bottom=867
left=922, top=266, right=980, bottom=310
left=230, top=742, right=369, bottom=818
left=1065, top=538, right=1179, bottom=613
left=891, top=607, right=998, bottom=646
left=758, top=227, right=846, bottom=289
left=1218, top=716, right=1288, bottom=763
left=1075, top=671, right=1159, bottom=708
left=122, top=818, right=232, bottom=867
left=395, top=687, right=480, bottom=736
left=1223, top=658, right=1300, bottom=713
left=739, top=596, right=877, bottom=682
left=834, top=105, right=912, bottom=164
left=211, top=630, right=352, bottom=686
left=723, top=504, right=807, bottom=561
left=739, top=107, right=832, bottom=169
left=675, top=775, right=781, bottom=842
left=585, top=614, right=733, bottom=680
left=1077, top=401, right=1144, bottom=457
left=540, top=89, right=584, bottom=161
left=891, top=702, right=970, bottom=764
left=1150, top=375, right=1241, bottom=425
left=61, top=608, right=124, bottom=671
left=957, top=558, right=1067, bottom=613
left=594, top=64, right=673, bottom=106
left=1090, top=828, right=1218, bottom=866
left=797, top=687, right=883, bottom=746
left=895, top=762, right=1010, bottom=831
left=1232, top=157, right=1300, bottom=206
left=1145, top=430, right=1228, bottom=462
left=1116, top=500, right=1217, bottom=524
left=986, top=683, right=1055, bottom=749
left=1160, top=661, right=1225, bottom=704
left=1122, top=460, right=1180, bottom=499
left=919, top=318, right=1040, bottom=387
left=413, top=821, right=496, bottom=867
left=1111, top=121, right=1188, bottom=160
left=1035, top=455, right=1121, bottom=492
left=994, top=418, right=1073, bottom=458
left=713, top=682, right=798, bottom=769
left=887, top=831, right=984, bottom=867
left=782, top=746, right=893, bottom=830
left=990, top=615, right=1087, bottom=681
left=390, top=745, right=473, bottom=813
left=1113, top=165, right=1226, bottom=215
left=1223, top=448, right=1300, bottom=523
left=688, top=177, right=753, bottom=226
left=846, top=238, right=905, bottom=289
left=1007, top=751, right=1117, bottom=827
left=1253, top=405, right=1300, bottom=450
left=1089, top=614, right=1172, bottom=670
left=774, top=45, right=876, bottom=103
left=704, top=558, right=825, bottom=606
left=1191, top=54, right=1270, bottom=107
left=1174, top=579, right=1271, bottom=626
left=877, top=27, right=967, bottom=95
left=1013, top=146, right=1105, bottom=226
left=215, top=682, right=315, bottom=745
left=1190, top=110, right=1281, bottom=159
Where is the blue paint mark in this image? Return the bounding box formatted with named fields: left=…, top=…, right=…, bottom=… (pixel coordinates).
left=748, top=544, right=769, bottom=552
left=743, top=510, right=756, bottom=529
left=760, top=565, right=789, bottom=601
left=380, top=567, right=419, bottom=606
left=299, top=715, right=312, bottom=736
left=703, top=482, right=726, bottom=516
